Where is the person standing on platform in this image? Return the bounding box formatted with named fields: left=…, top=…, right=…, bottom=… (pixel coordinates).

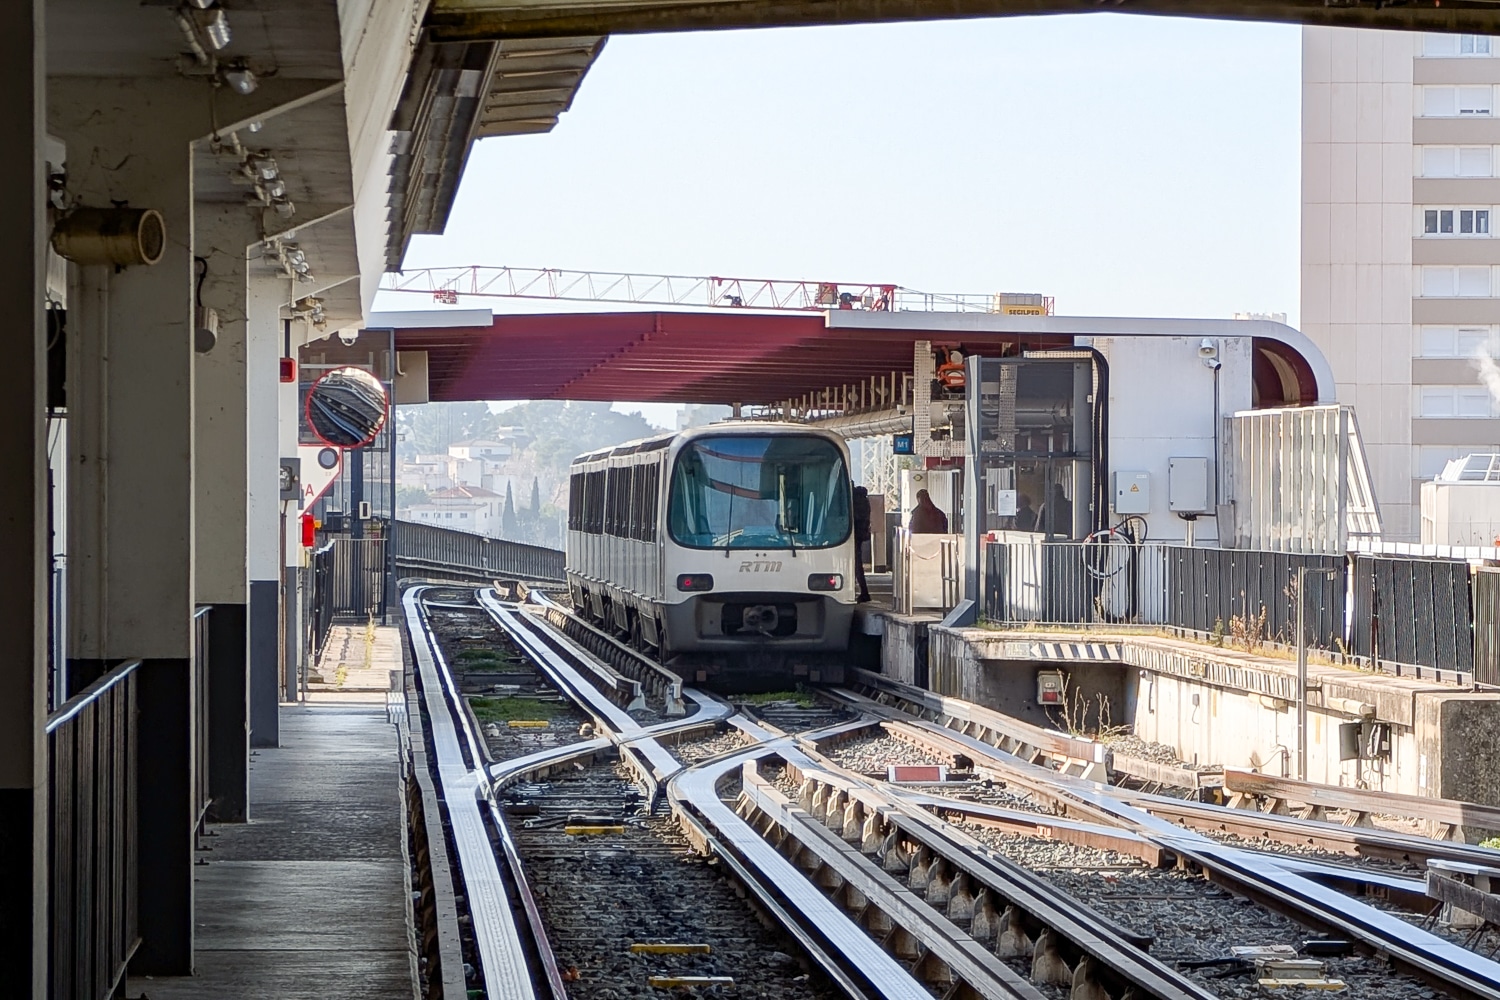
left=909, top=489, right=949, bottom=534
left=852, top=486, right=872, bottom=603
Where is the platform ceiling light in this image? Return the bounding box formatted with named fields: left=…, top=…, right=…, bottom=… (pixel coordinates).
left=200, top=8, right=231, bottom=50
left=221, top=61, right=258, bottom=96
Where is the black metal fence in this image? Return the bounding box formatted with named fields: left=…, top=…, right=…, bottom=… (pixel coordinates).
left=1351, top=555, right=1475, bottom=674
left=1166, top=546, right=1345, bottom=649
left=983, top=540, right=1478, bottom=672
left=330, top=538, right=388, bottom=620
left=47, top=660, right=140, bottom=1000
left=309, top=541, right=336, bottom=660
left=1475, top=569, right=1500, bottom=686
left=391, top=520, right=566, bottom=584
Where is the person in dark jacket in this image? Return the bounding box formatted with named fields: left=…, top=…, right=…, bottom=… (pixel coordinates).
left=1013, top=492, right=1037, bottom=532
left=852, top=486, right=872, bottom=602
left=909, top=489, right=949, bottom=533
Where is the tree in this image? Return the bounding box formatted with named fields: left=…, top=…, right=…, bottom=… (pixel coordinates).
left=529, top=477, right=542, bottom=519
left=396, top=486, right=430, bottom=509
left=395, top=401, right=502, bottom=460
left=502, top=480, right=519, bottom=538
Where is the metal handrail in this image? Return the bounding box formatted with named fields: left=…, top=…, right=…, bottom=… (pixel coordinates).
left=46, top=658, right=141, bottom=733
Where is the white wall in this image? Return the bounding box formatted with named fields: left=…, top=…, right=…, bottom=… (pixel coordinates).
left=1131, top=669, right=1416, bottom=792
left=1086, top=335, right=1254, bottom=543
left=1302, top=26, right=1419, bottom=538
left=1422, top=481, right=1500, bottom=545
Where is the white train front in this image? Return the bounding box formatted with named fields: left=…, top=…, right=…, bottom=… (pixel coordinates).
left=566, top=424, right=856, bottom=688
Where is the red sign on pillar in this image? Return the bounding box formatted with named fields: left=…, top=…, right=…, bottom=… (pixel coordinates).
left=300, top=512, right=316, bottom=548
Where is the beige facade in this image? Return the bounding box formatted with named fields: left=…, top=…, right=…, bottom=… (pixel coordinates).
left=1303, top=27, right=1500, bottom=539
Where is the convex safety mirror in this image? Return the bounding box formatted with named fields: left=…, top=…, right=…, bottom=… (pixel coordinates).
left=305, top=366, right=388, bottom=448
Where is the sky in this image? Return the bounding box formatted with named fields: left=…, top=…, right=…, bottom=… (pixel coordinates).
left=379, top=13, right=1303, bottom=427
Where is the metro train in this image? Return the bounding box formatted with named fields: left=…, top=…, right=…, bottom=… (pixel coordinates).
left=566, top=424, right=857, bottom=689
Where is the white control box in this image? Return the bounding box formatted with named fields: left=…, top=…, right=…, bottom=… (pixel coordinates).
left=1112, top=470, right=1150, bottom=514
left=1168, top=457, right=1211, bottom=513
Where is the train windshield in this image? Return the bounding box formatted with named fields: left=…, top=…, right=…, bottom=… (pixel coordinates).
left=668, top=435, right=851, bottom=550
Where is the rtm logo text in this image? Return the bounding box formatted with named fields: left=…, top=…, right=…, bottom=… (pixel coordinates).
left=738, top=561, right=783, bottom=573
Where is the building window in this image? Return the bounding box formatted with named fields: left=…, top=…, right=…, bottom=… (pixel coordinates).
left=1421, top=325, right=1497, bottom=357
left=1425, top=34, right=1495, bottom=57
left=1423, top=85, right=1495, bottom=117
left=1422, top=207, right=1492, bottom=236
left=1420, top=385, right=1497, bottom=418
left=1422, top=146, right=1495, bottom=178
left=1418, top=446, right=1471, bottom=478
left=1422, top=265, right=1494, bottom=297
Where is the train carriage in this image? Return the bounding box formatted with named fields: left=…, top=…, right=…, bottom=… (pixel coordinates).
left=566, top=423, right=856, bottom=689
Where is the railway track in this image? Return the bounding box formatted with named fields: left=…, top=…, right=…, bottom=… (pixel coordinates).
left=409, top=588, right=1500, bottom=1000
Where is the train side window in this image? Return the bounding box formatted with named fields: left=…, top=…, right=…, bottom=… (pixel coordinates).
left=647, top=464, right=660, bottom=538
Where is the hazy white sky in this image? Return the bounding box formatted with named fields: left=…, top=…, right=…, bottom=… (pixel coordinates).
left=384, top=13, right=1303, bottom=425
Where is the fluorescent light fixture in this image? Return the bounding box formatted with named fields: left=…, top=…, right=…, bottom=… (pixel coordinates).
left=222, top=63, right=257, bottom=96
left=202, top=8, right=231, bottom=50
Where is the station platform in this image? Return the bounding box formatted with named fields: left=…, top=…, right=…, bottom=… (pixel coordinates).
left=130, top=680, right=416, bottom=998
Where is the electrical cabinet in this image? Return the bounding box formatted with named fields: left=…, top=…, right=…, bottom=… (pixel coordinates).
left=1112, top=470, right=1150, bottom=514
left=1168, top=457, right=1211, bottom=514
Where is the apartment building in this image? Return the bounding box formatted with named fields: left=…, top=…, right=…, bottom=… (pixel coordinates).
left=1304, top=27, right=1500, bottom=539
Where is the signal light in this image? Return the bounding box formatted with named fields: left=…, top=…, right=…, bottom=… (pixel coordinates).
left=808, top=573, right=844, bottom=591
left=677, top=574, right=713, bottom=592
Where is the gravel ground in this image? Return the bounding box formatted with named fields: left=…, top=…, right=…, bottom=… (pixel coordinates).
left=962, top=828, right=1451, bottom=999
left=1203, top=830, right=1423, bottom=874
left=819, top=732, right=949, bottom=774
left=671, top=729, right=756, bottom=765
left=512, top=760, right=839, bottom=1000
left=1102, top=732, right=1202, bottom=768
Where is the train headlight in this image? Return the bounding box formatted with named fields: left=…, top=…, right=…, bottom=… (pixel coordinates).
left=676, top=574, right=714, bottom=592
left=807, top=573, right=844, bottom=592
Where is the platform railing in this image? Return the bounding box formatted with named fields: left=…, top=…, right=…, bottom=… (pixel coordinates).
left=392, top=520, right=565, bottom=584
left=192, top=605, right=212, bottom=825
left=309, top=541, right=337, bottom=660
left=982, top=539, right=1345, bottom=649
left=47, top=659, right=141, bottom=1000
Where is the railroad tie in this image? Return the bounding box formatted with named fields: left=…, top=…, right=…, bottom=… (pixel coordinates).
left=1070, top=955, right=1110, bottom=1000
left=994, top=904, right=1033, bottom=959
left=1031, top=927, right=1072, bottom=986
left=946, top=873, right=975, bottom=922
left=909, top=845, right=933, bottom=890
left=926, top=859, right=952, bottom=905
left=969, top=889, right=999, bottom=944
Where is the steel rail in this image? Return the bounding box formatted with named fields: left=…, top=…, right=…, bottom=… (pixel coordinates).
left=402, top=587, right=551, bottom=1000
left=736, top=767, right=1046, bottom=1000
left=774, top=743, right=1218, bottom=1000
left=479, top=587, right=933, bottom=1000
left=670, top=742, right=938, bottom=1000
left=846, top=671, right=1500, bottom=870
left=530, top=590, right=687, bottom=715
left=839, top=682, right=1500, bottom=1000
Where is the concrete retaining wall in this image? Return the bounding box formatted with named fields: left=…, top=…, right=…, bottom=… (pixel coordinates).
left=883, top=615, right=1500, bottom=804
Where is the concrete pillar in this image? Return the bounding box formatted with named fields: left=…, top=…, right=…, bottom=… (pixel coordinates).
left=195, top=203, right=262, bottom=821
left=54, top=80, right=200, bottom=978
left=0, top=3, right=48, bottom=994
left=247, top=277, right=284, bottom=747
